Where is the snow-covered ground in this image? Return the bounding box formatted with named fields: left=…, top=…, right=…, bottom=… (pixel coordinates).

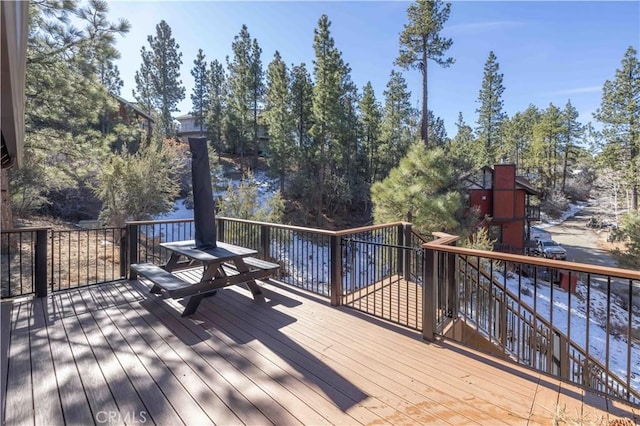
left=537, top=201, right=587, bottom=229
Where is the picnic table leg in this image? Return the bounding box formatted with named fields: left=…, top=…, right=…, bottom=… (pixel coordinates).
left=234, top=259, right=263, bottom=297
left=182, top=294, right=204, bottom=316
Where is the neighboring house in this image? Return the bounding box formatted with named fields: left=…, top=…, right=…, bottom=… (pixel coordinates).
left=115, top=96, right=154, bottom=140
left=175, top=114, right=207, bottom=142
left=464, top=164, right=540, bottom=253
left=175, top=114, right=269, bottom=153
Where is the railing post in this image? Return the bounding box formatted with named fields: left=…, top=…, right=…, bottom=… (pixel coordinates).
left=396, top=223, right=412, bottom=280
left=127, top=223, right=138, bottom=280
left=397, top=224, right=404, bottom=278
left=34, top=229, right=48, bottom=298
left=330, top=235, right=342, bottom=306
left=446, top=242, right=457, bottom=319
left=260, top=224, right=270, bottom=260
left=119, top=227, right=127, bottom=278
left=404, top=223, right=412, bottom=280
left=217, top=219, right=225, bottom=243
left=422, top=246, right=436, bottom=341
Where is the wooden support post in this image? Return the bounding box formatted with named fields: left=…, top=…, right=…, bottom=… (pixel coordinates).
left=34, top=229, right=48, bottom=298
left=422, top=247, right=436, bottom=342
left=119, top=228, right=127, bottom=278
left=397, top=224, right=404, bottom=278
left=127, top=223, right=139, bottom=280
left=260, top=224, right=270, bottom=260
left=446, top=244, right=457, bottom=319
left=217, top=219, right=225, bottom=243
left=330, top=235, right=342, bottom=306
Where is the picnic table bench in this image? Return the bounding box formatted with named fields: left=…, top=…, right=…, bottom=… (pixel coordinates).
left=130, top=240, right=279, bottom=316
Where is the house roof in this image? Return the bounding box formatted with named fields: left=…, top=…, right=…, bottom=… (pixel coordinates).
left=463, top=165, right=539, bottom=196
left=115, top=96, right=154, bottom=123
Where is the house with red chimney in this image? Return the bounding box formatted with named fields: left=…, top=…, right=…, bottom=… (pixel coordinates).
left=464, top=164, right=540, bottom=253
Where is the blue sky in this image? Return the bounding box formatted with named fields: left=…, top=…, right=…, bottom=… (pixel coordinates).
left=107, top=1, right=639, bottom=137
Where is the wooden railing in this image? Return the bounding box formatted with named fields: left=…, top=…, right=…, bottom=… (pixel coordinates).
left=423, top=234, right=640, bottom=405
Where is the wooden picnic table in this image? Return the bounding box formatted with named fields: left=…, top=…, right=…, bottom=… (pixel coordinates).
left=131, top=240, right=279, bottom=316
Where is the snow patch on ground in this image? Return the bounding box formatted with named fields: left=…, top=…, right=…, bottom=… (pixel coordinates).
left=537, top=201, right=587, bottom=229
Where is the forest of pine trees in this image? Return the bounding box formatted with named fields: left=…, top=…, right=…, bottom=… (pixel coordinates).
left=4, top=0, right=639, bottom=258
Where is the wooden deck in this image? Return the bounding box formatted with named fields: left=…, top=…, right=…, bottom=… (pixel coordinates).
left=2, top=278, right=638, bottom=425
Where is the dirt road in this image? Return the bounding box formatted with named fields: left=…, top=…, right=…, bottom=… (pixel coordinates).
left=544, top=205, right=617, bottom=267
left=543, top=205, right=639, bottom=307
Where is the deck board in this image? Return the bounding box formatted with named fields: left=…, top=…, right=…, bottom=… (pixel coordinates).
left=2, top=279, right=638, bottom=426
left=4, top=301, right=34, bottom=426
left=30, top=298, right=65, bottom=425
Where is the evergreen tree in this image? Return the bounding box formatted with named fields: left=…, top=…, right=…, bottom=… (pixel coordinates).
left=396, top=0, right=454, bottom=146
left=134, top=20, right=185, bottom=136
left=502, top=105, right=540, bottom=172
left=227, top=25, right=253, bottom=169
left=594, top=46, right=640, bottom=211
left=206, top=59, right=227, bottom=155
left=190, top=49, right=209, bottom=135
left=263, top=51, right=295, bottom=194
left=133, top=46, right=155, bottom=114
left=475, top=51, right=506, bottom=166
left=310, top=15, right=351, bottom=221
left=290, top=63, right=314, bottom=160
left=531, top=103, right=563, bottom=194
left=379, top=70, right=415, bottom=177
left=426, top=110, right=448, bottom=146
left=249, top=38, right=265, bottom=165
left=100, top=62, right=123, bottom=96
left=560, top=100, right=584, bottom=192
left=359, top=82, right=382, bottom=183
left=447, top=112, right=475, bottom=171
left=371, top=143, right=464, bottom=236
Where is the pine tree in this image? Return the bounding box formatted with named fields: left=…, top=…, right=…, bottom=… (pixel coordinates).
left=190, top=49, right=209, bottom=135
left=100, top=62, right=123, bottom=96
left=359, top=82, right=382, bottom=183
left=310, top=15, right=351, bottom=222
left=290, top=63, right=314, bottom=161
left=263, top=51, right=295, bottom=194
left=371, top=143, right=463, bottom=236
left=206, top=59, right=227, bottom=155
left=475, top=51, right=506, bottom=166
left=133, top=46, right=155, bottom=114
left=249, top=38, right=264, bottom=165
left=531, top=103, right=563, bottom=193
left=396, top=0, right=454, bottom=146
left=560, top=100, right=584, bottom=192
left=133, top=20, right=185, bottom=136
left=379, top=70, right=415, bottom=177
left=594, top=46, right=640, bottom=211
left=447, top=112, right=475, bottom=171
left=227, top=25, right=253, bottom=170
left=502, top=105, right=540, bottom=172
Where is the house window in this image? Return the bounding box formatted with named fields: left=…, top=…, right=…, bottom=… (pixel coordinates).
left=488, top=225, right=502, bottom=242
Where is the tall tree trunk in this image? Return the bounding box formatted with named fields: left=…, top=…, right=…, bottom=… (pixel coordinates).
left=253, top=95, right=258, bottom=168
left=421, top=38, right=429, bottom=146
